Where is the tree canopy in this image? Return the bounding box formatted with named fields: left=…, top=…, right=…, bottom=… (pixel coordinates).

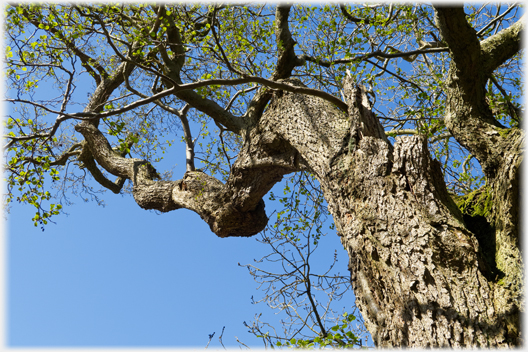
left=4, top=3, right=524, bottom=348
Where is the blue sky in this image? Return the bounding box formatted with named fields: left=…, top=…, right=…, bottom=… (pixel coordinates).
left=6, top=158, right=362, bottom=348
left=3, top=6, right=369, bottom=344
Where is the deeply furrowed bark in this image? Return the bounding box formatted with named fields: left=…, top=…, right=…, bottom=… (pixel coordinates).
left=255, top=78, right=522, bottom=347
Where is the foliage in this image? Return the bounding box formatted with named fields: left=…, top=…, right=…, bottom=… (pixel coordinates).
left=276, top=312, right=360, bottom=348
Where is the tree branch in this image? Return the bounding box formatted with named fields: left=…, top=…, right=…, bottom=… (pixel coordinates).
left=272, top=4, right=305, bottom=80
left=225, top=85, right=259, bottom=112
left=476, top=3, right=519, bottom=37
left=339, top=4, right=371, bottom=25
left=210, top=7, right=246, bottom=77
left=86, top=75, right=348, bottom=132
left=163, top=9, right=187, bottom=74
left=300, top=47, right=448, bottom=68
left=77, top=141, right=126, bottom=194
left=433, top=4, right=522, bottom=181
left=23, top=6, right=106, bottom=84
left=480, top=13, right=524, bottom=75
left=433, top=6, right=480, bottom=73
left=73, top=120, right=296, bottom=237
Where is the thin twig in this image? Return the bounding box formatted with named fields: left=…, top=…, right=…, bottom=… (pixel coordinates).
left=219, top=326, right=226, bottom=350
left=225, top=85, right=259, bottom=112
left=235, top=336, right=249, bottom=349
left=476, top=3, right=519, bottom=37
left=205, top=331, right=215, bottom=349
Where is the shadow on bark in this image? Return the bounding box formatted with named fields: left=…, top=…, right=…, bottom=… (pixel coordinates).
left=394, top=298, right=521, bottom=347
left=463, top=213, right=504, bottom=283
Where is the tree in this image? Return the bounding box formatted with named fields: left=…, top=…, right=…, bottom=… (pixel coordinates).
left=4, top=3, right=524, bottom=347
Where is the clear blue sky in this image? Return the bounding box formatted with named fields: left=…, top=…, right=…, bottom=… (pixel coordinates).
left=6, top=163, right=360, bottom=348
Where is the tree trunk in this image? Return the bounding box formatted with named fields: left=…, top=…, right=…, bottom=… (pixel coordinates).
left=259, top=78, right=522, bottom=347
left=73, top=22, right=523, bottom=345
left=77, top=74, right=522, bottom=346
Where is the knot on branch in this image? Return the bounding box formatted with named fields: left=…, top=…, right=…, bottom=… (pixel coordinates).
left=133, top=180, right=181, bottom=213
left=212, top=199, right=268, bottom=238
left=171, top=171, right=268, bottom=238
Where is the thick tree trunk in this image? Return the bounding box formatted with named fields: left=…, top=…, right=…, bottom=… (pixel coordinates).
left=74, top=13, right=523, bottom=343
left=259, top=78, right=522, bottom=347
left=77, top=75, right=522, bottom=346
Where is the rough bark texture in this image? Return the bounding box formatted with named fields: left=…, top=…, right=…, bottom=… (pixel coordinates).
left=256, top=78, right=522, bottom=347
left=75, top=120, right=304, bottom=238
left=76, top=70, right=522, bottom=346
left=434, top=7, right=524, bottom=343
left=11, top=3, right=524, bottom=348
left=72, top=5, right=522, bottom=347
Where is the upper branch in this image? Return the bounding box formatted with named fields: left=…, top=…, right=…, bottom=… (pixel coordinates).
left=433, top=5, right=523, bottom=80
left=300, top=47, right=448, bottom=68
left=434, top=6, right=481, bottom=75
left=210, top=7, right=245, bottom=77
left=162, top=8, right=187, bottom=75
left=243, top=4, right=308, bottom=127
left=23, top=6, right=106, bottom=85
left=433, top=5, right=523, bottom=179
left=476, top=3, right=519, bottom=37
left=339, top=4, right=371, bottom=25
left=272, top=4, right=305, bottom=80
left=480, top=14, right=524, bottom=75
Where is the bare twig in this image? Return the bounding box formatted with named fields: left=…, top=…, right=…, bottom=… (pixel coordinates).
left=476, top=3, right=519, bottom=37
left=218, top=326, right=226, bottom=350
left=235, top=336, right=250, bottom=349
left=225, top=85, right=259, bottom=112
left=205, top=331, right=215, bottom=349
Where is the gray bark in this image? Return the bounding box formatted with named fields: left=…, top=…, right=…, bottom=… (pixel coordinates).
left=434, top=7, right=524, bottom=341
